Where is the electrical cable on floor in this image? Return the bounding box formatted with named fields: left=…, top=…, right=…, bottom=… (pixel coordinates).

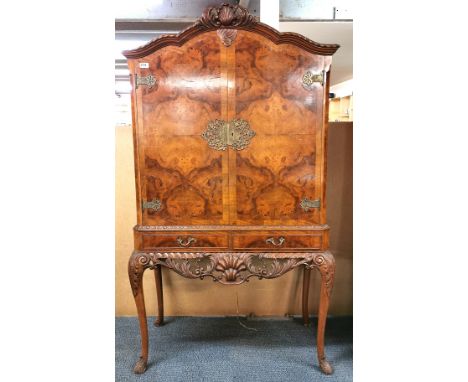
left=236, top=292, right=258, bottom=331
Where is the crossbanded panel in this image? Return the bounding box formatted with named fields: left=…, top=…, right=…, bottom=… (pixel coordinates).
left=133, top=32, right=228, bottom=225
left=230, top=31, right=325, bottom=225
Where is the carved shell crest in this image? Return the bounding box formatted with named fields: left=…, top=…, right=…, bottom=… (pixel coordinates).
left=199, top=3, right=257, bottom=28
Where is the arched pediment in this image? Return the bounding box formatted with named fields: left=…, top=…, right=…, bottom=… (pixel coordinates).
left=123, top=3, right=340, bottom=59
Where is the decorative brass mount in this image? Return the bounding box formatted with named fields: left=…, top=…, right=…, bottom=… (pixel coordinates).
left=300, top=198, right=321, bottom=211
left=201, top=119, right=255, bottom=151
left=177, top=237, right=197, bottom=247
left=266, top=237, right=285, bottom=246
left=302, top=70, right=325, bottom=89
left=135, top=74, right=157, bottom=89
left=142, top=199, right=161, bottom=211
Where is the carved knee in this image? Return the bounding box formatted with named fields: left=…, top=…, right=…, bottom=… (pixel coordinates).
left=311, top=251, right=335, bottom=298
left=128, top=252, right=151, bottom=296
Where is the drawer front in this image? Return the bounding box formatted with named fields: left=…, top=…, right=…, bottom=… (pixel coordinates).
left=141, top=233, right=228, bottom=250
left=232, top=232, right=322, bottom=250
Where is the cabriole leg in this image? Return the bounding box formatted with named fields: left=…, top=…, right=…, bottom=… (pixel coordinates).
left=128, top=252, right=150, bottom=374
left=314, top=251, right=336, bottom=375
left=153, top=265, right=164, bottom=326
left=302, top=266, right=311, bottom=326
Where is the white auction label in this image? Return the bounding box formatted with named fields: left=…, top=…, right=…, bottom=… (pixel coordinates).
left=139, top=63, right=149, bottom=68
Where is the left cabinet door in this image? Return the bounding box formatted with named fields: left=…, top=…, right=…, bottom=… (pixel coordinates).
left=129, top=32, right=229, bottom=226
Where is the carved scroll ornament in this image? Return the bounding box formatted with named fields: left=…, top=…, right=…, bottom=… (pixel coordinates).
left=122, top=4, right=339, bottom=59
left=217, top=29, right=238, bottom=46
left=129, top=251, right=335, bottom=294
left=199, top=3, right=257, bottom=29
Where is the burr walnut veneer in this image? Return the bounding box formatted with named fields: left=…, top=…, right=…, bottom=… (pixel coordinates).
left=123, top=3, right=339, bottom=376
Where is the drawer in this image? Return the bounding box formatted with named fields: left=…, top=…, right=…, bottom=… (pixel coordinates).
left=232, top=232, right=322, bottom=250
left=141, top=233, right=229, bottom=250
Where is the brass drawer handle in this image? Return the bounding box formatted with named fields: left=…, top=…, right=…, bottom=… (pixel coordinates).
left=177, top=237, right=197, bottom=247
left=266, top=237, right=285, bottom=246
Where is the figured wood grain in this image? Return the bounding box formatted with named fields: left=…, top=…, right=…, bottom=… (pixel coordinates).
left=130, top=22, right=329, bottom=228
left=141, top=232, right=229, bottom=250
left=125, top=3, right=338, bottom=376
left=132, top=32, right=227, bottom=226
left=231, top=31, right=324, bottom=225
left=232, top=233, right=322, bottom=250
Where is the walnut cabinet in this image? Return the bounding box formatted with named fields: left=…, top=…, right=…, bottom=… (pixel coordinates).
left=123, top=4, right=339, bottom=375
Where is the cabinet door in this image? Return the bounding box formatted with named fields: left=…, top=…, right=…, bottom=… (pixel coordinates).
left=228, top=31, right=326, bottom=225
left=132, top=32, right=228, bottom=225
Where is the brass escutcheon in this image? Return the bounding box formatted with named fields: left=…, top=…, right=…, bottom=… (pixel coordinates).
left=201, top=118, right=255, bottom=151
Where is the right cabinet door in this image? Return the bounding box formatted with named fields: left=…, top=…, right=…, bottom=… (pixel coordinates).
left=229, top=31, right=326, bottom=225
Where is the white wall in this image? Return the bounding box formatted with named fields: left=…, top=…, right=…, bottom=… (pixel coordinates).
left=279, top=21, right=353, bottom=85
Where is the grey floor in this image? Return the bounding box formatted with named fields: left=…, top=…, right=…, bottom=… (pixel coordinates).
left=116, top=316, right=352, bottom=382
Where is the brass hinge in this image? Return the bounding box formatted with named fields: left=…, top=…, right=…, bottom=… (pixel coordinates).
left=302, top=70, right=325, bottom=89
left=201, top=119, right=255, bottom=151
left=300, top=198, right=321, bottom=211
left=142, top=199, right=161, bottom=211
left=135, top=74, right=157, bottom=89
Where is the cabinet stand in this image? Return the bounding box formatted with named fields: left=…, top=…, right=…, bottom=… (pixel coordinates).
left=128, top=250, right=335, bottom=375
